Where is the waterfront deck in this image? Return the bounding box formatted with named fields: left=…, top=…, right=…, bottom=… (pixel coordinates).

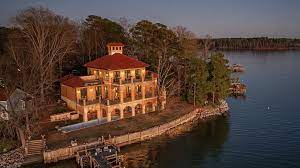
left=76, top=144, right=122, bottom=168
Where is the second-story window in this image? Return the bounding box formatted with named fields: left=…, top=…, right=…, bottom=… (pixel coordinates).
left=80, top=88, right=87, bottom=99
left=96, top=86, right=101, bottom=98
left=104, top=86, right=108, bottom=99
left=136, top=85, right=142, bottom=93
left=114, top=87, right=119, bottom=100
left=135, top=69, right=141, bottom=79
left=105, top=72, right=109, bottom=80
left=126, top=86, right=131, bottom=97
left=125, top=70, right=131, bottom=80
left=113, top=71, right=120, bottom=83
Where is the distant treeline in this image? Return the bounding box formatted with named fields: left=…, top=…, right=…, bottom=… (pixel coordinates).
left=198, top=37, right=300, bottom=50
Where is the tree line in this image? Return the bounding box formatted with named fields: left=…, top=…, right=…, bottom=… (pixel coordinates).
left=199, top=37, right=300, bottom=50
left=0, top=7, right=230, bottom=148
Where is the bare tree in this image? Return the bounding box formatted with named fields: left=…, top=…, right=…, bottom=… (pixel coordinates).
left=173, top=26, right=198, bottom=96
left=11, top=7, right=77, bottom=103
left=155, top=34, right=178, bottom=108
left=200, top=34, right=212, bottom=58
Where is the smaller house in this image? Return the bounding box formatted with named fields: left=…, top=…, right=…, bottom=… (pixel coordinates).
left=0, top=88, right=33, bottom=120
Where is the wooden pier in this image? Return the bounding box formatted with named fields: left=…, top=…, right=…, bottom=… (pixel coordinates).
left=75, top=144, right=122, bottom=168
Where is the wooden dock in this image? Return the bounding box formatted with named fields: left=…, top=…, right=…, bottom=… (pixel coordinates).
left=75, top=144, right=122, bottom=168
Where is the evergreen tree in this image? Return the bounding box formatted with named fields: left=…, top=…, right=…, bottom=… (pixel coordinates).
left=207, top=53, right=231, bottom=104
left=186, top=57, right=210, bottom=105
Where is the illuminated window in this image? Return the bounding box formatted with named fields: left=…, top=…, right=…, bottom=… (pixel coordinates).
left=125, top=70, right=131, bottom=80
left=80, top=88, right=87, bottom=99
left=135, top=69, right=141, bottom=79
left=104, top=86, right=108, bottom=98
left=96, top=86, right=101, bottom=97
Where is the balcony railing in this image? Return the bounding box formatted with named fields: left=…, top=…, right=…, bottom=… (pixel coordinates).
left=135, top=93, right=143, bottom=100
left=78, top=98, right=100, bottom=106
left=144, top=75, right=152, bottom=81
left=133, top=77, right=142, bottom=83
left=123, top=78, right=131, bottom=84
left=124, top=96, right=132, bottom=102
left=145, top=92, right=153, bottom=98
left=113, top=78, right=121, bottom=84
left=101, top=99, right=120, bottom=106
left=78, top=98, right=122, bottom=106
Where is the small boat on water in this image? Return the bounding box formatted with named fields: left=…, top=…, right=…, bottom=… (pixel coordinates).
left=231, top=64, right=245, bottom=72
left=230, top=78, right=247, bottom=96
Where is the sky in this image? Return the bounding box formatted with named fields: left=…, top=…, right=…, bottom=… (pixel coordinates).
left=0, top=0, right=300, bottom=38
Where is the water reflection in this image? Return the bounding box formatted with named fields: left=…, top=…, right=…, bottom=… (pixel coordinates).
left=122, top=116, right=230, bottom=168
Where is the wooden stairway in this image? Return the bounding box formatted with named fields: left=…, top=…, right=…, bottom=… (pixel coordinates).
left=25, top=139, right=45, bottom=156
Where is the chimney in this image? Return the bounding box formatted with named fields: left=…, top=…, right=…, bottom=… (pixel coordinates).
left=107, top=42, right=124, bottom=55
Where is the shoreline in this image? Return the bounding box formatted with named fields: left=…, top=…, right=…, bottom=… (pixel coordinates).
left=42, top=103, right=229, bottom=164
left=1, top=103, right=229, bottom=167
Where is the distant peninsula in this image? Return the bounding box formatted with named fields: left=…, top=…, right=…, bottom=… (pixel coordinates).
left=198, top=37, right=300, bottom=51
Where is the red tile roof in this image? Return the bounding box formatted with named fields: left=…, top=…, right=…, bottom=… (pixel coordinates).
left=59, top=74, right=74, bottom=82
left=152, top=72, right=159, bottom=78
left=107, top=42, right=124, bottom=47
left=61, top=76, right=85, bottom=88
left=0, top=88, right=8, bottom=101
left=84, top=53, right=149, bottom=70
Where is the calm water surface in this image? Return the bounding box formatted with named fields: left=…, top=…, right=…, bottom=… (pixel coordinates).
left=48, top=51, right=300, bottom=168
left=122, top=51, right=300, bottom=168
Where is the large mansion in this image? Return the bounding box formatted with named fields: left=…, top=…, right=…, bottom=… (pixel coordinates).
left=60, top=43, right=166, bottom=122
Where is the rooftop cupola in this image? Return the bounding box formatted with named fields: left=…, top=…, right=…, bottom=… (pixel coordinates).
left=107, top=42, right=124, bottom=55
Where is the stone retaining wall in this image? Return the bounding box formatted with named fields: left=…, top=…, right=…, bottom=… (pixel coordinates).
left=44, top=104, right=229, bottom=163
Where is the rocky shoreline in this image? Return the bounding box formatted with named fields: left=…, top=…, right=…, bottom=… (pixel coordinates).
left=0, top=148, right=24, bottom=168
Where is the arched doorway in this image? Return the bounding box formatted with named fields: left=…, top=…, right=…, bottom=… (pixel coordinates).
left=135, top=104, right=142, bottom=115
left=88, top=110, right=97, bottom=120
left=112, top=108, right=121, bottom=120
left=123, top=106, right=132, bottom=118
left=102, top=109, right=107, bottom=118
left=146, top=102, right=153, bottom=113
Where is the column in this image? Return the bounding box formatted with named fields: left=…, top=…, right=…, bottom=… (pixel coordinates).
left=142, top=85, right=145, bottom=99
left=97, top=109, right=101, bottom=119
left=132, top=107, right=135, bottom=117
left=109, top=72, right=113, bottom=83
left=120, top=86, right=124, bottom=103
left=152, top=104, right=155, bottom=112
left=120, top=109, right=124, bottom=119
left=108, top=85, right=112, bottom=100
left=107, top=110, right=112, bottom=122
left=98, top=98, right=102, bottom=119
left=131, top=85, right=135, bottom=101
left=83, top=110, right=88, bottom=122
left=142, top=104, right=146, bottom=114
left=152, top=87, right=155, bottom=97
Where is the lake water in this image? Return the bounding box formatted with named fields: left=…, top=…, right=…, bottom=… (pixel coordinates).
left=121, top=51, right=300, bottom=168
left=46, top=51, right=300, bottom=168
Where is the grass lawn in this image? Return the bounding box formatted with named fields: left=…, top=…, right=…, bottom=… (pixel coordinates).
left=45, top=98, right=196, bottom=149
